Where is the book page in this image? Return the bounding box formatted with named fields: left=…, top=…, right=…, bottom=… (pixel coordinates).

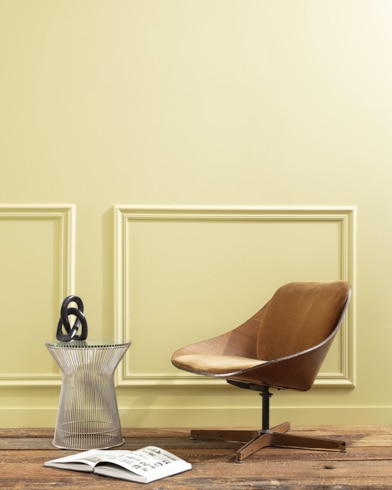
left=94, top=446, right=191, bottom=483
left=44, top=449, right=129, bottom=469
left=99, top=446, right=186, bottom=476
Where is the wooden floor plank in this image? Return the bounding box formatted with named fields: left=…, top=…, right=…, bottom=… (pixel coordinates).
left=1, top=426, right=392, bottom=489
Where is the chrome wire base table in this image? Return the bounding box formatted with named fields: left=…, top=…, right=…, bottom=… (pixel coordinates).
left=45, top=339, right=130, bottom=450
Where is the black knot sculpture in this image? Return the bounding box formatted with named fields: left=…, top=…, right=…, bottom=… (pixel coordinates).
left=56, top=295, right=88, bottom=342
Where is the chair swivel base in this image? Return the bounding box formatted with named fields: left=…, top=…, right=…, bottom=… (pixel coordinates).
left=190, top=422, right=346, bottom=463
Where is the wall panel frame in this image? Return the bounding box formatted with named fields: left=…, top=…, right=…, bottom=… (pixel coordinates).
left=0, top=205, right=76, bottom=386
left=115, top=206, right=355, bottom=388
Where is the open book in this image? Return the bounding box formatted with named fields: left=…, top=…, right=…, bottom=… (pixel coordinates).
left=44, top=446, right=192, bottom=484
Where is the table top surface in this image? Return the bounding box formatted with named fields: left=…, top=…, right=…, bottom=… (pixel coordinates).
left=45, top=339, right=132, bottom=348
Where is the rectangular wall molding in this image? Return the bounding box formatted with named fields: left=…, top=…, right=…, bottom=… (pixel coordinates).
left=0, top=205, right=76, bottom=386
left=114, top=205, right=356, bottom=388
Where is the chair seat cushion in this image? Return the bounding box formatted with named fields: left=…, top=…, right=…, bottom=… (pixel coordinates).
left=173, top=354, right=266, bottom=376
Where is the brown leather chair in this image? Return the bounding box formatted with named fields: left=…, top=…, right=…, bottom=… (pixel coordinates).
left=171, top=281, right=351, bottom=462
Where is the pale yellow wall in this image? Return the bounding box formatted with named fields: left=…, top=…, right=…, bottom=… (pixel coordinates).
left=0, top=0, right=391, bottom=428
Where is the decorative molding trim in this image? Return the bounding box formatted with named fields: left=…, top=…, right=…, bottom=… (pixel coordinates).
left=0, top=204, right=76, bottom=386
left=114, top=205, right=355, bottom=388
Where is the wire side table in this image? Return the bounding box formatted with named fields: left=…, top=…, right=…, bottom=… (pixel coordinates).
left=45, top=339, right=130, bottom=450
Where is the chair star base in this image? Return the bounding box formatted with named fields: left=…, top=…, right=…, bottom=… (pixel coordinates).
left=191, top=421, right=346, bottom=462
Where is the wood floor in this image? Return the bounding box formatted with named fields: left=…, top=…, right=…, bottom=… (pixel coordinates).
left=1, top=426, right=391, bottom=489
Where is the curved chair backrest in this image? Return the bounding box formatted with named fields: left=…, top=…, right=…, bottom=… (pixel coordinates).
left=256, top=281, right=350, bottom=362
